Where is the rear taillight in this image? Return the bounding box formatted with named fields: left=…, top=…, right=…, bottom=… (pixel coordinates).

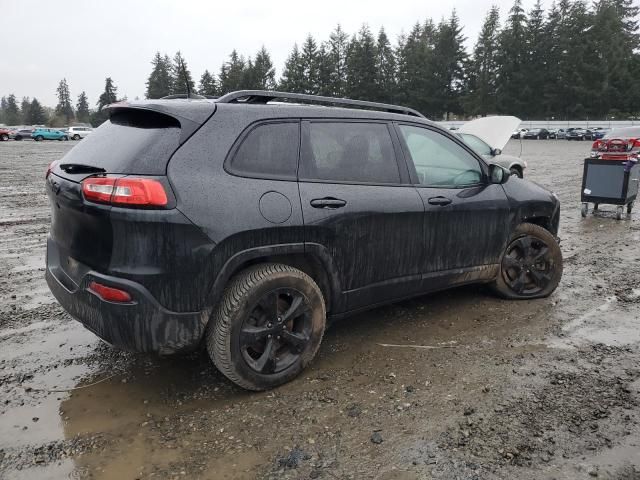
left=632, top=139, right=640, bottom=149
left=82, top=177, right=168, bottom=207
left=88, top=281, right=132, bottom=303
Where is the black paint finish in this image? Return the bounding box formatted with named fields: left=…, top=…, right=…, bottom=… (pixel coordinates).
left=45, top=98, right=561, bottom=354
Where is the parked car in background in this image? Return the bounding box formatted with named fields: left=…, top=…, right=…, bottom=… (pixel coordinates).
left=0, top=127, right=11, bottom=141
left=548, top=129, right=567, bottom=139
left=458, top=116, right=527, bottom=178
left=12, top=128, right=34, bottom=140
left=591, top=128, right=610, bottom=140
left=31, top=128, right=69, bottom=141
left=566, top=128, right=590, bottom=141
left=591, top=127, right=640, bottom=160
left=45, top=91, right=562, bottom=391
left=523, top=128, right=550, bottom=140
left=67, top=126, right=93, bottom=140
left=511, top=128, right=528, bottom=139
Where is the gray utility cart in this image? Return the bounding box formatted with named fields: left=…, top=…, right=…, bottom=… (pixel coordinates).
left=581, top=158, right=639, bottom=220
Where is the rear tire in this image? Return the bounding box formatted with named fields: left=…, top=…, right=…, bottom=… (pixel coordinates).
left=35, top=136, right=43, bottom=141
left=628, top=202, right=634, bottom=214
left=492, top=223, right=562, bottom=299
left=0, top=134, right=8, bottom=141
left=207, top=263, right=326, bottom=391
left=73, top=134, right=80, bottom=140
left=616, top=206, right=623, bottom=220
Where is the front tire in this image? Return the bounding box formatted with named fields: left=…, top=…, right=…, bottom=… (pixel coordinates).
left=73, top=134, right=80, bottom=140
left=207, top=263, right=326, bottom=391
left=35, top=135, right=43, bottom=141
left=510, top=166, right=523, bottom=178
left=0, top=134, right=8, bottom=141
left=492, top=223, right=562, bottom=299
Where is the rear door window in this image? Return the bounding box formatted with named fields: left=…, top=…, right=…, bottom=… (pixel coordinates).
left=228, top=122, right=299, bottom=180
left=300, top=122, right=400, bottom=184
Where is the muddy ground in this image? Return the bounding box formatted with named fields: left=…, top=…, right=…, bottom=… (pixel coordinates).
left=1, top=138, right=639, bottom=480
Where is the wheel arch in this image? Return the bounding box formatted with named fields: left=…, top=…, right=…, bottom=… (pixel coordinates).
left=206, top=243, right=342, bottom=316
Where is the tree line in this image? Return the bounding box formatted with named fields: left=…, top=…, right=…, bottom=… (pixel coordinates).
left=0, top=77, right=119, bottom=127
left=1, top=0, right=638, bottom=127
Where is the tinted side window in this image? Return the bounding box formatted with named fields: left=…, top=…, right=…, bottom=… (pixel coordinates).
left=399, top=125, right=483, bottom=187
left=230, top=122, right=299, bottom=179
left=301, top=122, right=400, bottom=184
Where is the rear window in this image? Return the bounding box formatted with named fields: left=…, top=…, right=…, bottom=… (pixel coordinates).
left=57, top=110, right=181, bottom=175
left=300, top=122, right=400, bottom=184
left=228, top=122, right=299, bottom=180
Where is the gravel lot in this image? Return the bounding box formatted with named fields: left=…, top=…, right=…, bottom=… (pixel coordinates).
left=1, top=138, right=639, bottom=480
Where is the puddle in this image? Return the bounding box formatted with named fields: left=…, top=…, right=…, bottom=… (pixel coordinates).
left=551, top=293, right=640, bottom=348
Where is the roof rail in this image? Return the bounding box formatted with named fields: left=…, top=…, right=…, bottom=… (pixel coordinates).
left=215, top=90, right=425, bottom=118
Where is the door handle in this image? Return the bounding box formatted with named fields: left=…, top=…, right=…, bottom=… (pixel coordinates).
left=310, top=197, right=347, bottom=209
left=428, top=196, right=452, bottom=206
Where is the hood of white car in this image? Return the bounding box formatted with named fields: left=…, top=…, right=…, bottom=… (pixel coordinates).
left=458, top=116, right=521, bottom=151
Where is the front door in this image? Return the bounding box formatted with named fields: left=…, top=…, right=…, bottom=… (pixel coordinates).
left=298, top=120, right=425, bottom=312
left=395, top=123, right=511, bottom=285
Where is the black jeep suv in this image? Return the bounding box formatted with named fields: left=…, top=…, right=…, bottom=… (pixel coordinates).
left=45, top=91, right=562, bottom=390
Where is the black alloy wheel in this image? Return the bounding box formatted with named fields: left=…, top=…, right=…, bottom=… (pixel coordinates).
left=240, top=288, right=313, bottom=375
left=207, top=263, right=326, bottom=391
left=492, top=223, right=562, bottom=299
left=502, top=235, right=554, bottom=295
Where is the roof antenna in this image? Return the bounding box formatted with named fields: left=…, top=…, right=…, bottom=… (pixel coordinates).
left=179, top=57, right=191, bottom=99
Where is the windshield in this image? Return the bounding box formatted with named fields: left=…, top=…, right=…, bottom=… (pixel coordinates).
left=459, top=133, right=492, bottom=156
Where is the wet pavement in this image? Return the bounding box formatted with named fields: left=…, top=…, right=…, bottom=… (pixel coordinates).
left=1, top=139, right=639, bottom=479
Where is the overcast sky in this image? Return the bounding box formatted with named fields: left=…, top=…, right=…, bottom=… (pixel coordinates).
left=1, top=0, right=543, bottom=107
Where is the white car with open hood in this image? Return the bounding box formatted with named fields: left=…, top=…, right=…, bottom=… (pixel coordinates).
left=457, top=116, right=528, bottom=178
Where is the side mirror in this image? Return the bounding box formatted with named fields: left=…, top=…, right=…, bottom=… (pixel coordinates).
left=489, top=164, right=509, bottom=184
left=491, top=148, right=502, bottom=156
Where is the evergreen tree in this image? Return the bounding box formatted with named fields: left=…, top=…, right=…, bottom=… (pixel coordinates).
left=4, top=94, right=20, bottom=125
left=495, top=0, right=528, bottom=117
left=219, top=50, right=246, bottom=94
left=465, top=6, right=501, bottom=116
left=20, top=97, right=30, bottom=125
left=252, top=46, right=277, bottom=90
left=97, top=77, right=118, bottom=110
left=145, top=52, right=173, bottom=99
left=345, top=25, right=378, bottom=101
left=55, top=78, right=74, bottom=123
left=198, top=70, right=218, bottom=96
left=76, top=92, right=90, bottom=123
left=279, top=44, right=306, bottom=93
left=396, top=21, right=436, bottom=115
left=27, top=98, right=47, bottom=125
left=92, top=77, right=118, bottom=126
left=0, top=96, right=6, bottom=124
left=170, top=51, right=196, bottom=95
left=299, top=35, right=321, bottom=94
left=327, top=25, right=349, bottom=97
left=375, top=28, right=397, bottom=103
left=522, top=0, right=547, bottom=118
left=431, top=11, right=468, bottom=119
left=316, top=44, right=334, bottom=96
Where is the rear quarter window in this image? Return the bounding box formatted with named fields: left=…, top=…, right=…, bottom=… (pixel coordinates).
left=58, top=110, right=182, bottom=175
left=227, top=122, right=300, bottom=180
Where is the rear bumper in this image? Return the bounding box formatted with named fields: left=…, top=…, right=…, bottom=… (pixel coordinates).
left=45, top=237, right=208, bottom=354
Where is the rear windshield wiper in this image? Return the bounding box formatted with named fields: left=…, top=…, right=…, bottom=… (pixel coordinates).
left=59, top=164, right=106, bottom=174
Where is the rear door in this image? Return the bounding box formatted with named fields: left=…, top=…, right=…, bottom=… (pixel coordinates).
left=395, top=123, right=511, bottom=279
left=298, top=120, right=424, bottom=312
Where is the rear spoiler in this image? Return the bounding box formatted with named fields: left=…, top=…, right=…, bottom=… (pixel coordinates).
left=107, top=100, right=216, bottom=144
